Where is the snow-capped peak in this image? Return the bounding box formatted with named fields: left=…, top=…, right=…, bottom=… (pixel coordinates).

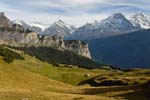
left=79, top=13, right=135, bottom=32
left=54, top=19, right=69, bottom=27
left=55, top=19, right=65, bottom=25
left=82, top=13, right=128, bottom=30
left=52, top=19, right=76, bottom=33
left=28, top=22, right=49, bottom=31
left=108, top=13, right=126, bottom=20
left=98, top=13, right=135, bottom=31
left=101, top=13, right=129, bottom=24
left=13, top=20, right=50, bottom=32
left=13, top=19, right=27, bottom=26
left=130, top=12, right=150, bottom=29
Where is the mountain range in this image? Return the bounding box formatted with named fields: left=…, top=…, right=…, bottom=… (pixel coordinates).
left=13, top=19, right=77, bottom=38
left=71, top=13, right=150, bottom=40
left=1, top=12, right=150, bottom=69
left=13, top=12, right=150, bottom=40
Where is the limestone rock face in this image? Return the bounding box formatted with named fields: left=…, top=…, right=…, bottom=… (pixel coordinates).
left=37, top=35, right=91, bottom=58
left=37, top=35, right=65, bottom=49
left=0, top=31, right=91, bottom=58
left=64, top=40, right=91, bottom=59
left=22, top=32, right=39, bottom=45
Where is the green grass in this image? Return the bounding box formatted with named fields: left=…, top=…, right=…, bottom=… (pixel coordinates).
left=13, top=53, right=113, bottom=85
left=11, top=50, right=150, bottom=86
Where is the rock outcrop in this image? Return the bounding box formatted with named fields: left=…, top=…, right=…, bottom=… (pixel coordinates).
left=0, top=31, right=91, bottom=58
left=37, top=35, right=91, bottom=58
left=64, top=40, right=91, bottom=59
left=37, top=35, right=65, bottom=49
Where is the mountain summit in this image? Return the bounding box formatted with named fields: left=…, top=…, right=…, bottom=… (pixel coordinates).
left=43, top=20, right=76, bottom=37
left=99, top=13, right=135, bottom=31
left=130, top=12, right=150, bottom=29
left=71, top=13, right=138, bottom=40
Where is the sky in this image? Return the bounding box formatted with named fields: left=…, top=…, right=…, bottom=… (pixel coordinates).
left=0, top=0, right=150, bottom=26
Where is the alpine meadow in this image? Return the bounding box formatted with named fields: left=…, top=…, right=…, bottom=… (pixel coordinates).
left=0, top=0, right=150, bottom=100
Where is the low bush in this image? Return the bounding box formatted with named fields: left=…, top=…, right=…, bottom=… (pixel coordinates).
left=0, top=45, right=24, bottom=63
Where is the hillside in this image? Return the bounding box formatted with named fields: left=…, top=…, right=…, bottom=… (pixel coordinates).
left=0, top=49, right=114, bottom=100
left=10, top=46, right=101, bottom=69
left=88, top=29, right=150, bottom=69
left=0, top=46, right=150, bottom=100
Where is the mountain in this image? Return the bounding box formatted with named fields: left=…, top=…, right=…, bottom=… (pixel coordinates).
left=43, top=20, right=77, bottom=37
left=71, top=13, right=139, bottom=40
left=13, top=19, right=77, bottom=37
left=13, top=20, right=46, bottom=34
left=88, top=29, right=150, bottom=69
left=130, top=12, right=150, bottom=29
left=28, top=22, right=49, bottom=32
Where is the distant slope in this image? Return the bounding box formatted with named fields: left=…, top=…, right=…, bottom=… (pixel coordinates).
left=88, top=29, right=150, bottom=69
left=10, top=46, right=101, bottom=69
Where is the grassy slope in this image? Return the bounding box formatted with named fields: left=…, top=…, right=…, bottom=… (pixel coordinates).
left=0, top=56, right=115, bottom=100
left=12, top=51, right=113, bottom=85
left=0, top=49, right=150, bottom=100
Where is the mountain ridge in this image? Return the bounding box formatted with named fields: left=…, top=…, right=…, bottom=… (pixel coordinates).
left=88, top=29, right=150, bottom=69
left=130, top=12, right=150, bottom=29
left=70, top=13, right=142, bottom=40
left=13, top=12, right=150, bottom=40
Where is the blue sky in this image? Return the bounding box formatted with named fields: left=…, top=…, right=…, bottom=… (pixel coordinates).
left=0, top=0, right=150, bottom=26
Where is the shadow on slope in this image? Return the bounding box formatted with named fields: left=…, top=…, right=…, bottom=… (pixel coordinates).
left=88, top=29, right=150, bottom=69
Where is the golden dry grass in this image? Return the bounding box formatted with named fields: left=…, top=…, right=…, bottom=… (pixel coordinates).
left=0, top=50, right=150, bottom=100
left=0, top=56, right=116, bottom=100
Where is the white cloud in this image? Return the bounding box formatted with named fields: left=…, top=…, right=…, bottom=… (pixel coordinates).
left=0, top=0, right=150, bottom=26
left=8, top=11, right=107, bottom=27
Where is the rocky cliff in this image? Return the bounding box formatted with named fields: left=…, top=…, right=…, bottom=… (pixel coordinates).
left=64, top=40, right=91, bottom=59
left=37, top=35, right=91, bottom=58
left=0, top=31, right=91, bottom=58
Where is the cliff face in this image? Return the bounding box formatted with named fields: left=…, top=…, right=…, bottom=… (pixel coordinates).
left=0, top=12, right=91, bottom=58
left=37, top=36, right=91, bottom=58
left=37, top=35, right=65, bottom=49
left=64, top=40, right=91, bottom=59
left=0, top=32, right=92, bottom=58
